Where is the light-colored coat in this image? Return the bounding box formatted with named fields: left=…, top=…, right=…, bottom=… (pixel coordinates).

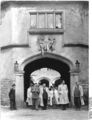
left=26, top=87, right=32, bottom=105
left=58, top=84, right=69, bottom=104
left=48, top=90, right=53, bottom=106
left=39, top=85, right=44, bottom=106
left=53, top=89, right=59, bottom=104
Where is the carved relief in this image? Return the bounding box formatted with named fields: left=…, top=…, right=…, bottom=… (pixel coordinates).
left=37, top=35, right=56, bottom=55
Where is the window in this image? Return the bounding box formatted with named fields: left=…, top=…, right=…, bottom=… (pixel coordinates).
left=47, top=13, right=54, bottom=28
left=38, top=14, right=45, bottom=28
left=30, top=14, right=37, bottom=28
left=29, top=11, right=64, bottom=29
left=55, top=13, right=63, bottom=29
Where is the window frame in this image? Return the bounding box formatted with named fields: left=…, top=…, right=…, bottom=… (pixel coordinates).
left=29, top=10, right=65, bottom=31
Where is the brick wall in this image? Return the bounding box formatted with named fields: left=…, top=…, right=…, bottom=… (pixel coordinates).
left=1, top=78, right=15, bottom=106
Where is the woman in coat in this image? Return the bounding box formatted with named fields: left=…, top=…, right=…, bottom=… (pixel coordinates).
left=53, top=87, right=59, bottom=106
left=26, top=84, right=33, bottom=107
left=58, top=80, right=69, bottom=110
left=39, top=84, right=44, bottom=107
left=48, top=87, right=54, bottom=106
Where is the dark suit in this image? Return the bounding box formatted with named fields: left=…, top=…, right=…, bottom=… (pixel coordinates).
left=9, top=88, right=16, bottom=110
left=43, top=89, right=48, bottom=110
left=74, top=86, right=81, bottom=109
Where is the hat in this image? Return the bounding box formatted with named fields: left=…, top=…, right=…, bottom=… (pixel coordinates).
left=12, top=84, right=15, bottom=87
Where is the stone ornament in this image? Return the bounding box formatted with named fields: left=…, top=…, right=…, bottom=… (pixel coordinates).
left=37, top=35, right=56, bottom=55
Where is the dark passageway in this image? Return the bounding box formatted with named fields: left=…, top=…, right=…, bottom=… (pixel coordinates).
left=24, top=57, right=70, bottom=101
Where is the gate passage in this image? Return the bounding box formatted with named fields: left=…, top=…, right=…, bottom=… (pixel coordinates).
left=30, top=68, right=61, bottom=86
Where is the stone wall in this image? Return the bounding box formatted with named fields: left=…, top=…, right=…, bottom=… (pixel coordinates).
left=0, top=1, right=88, bottom=105
left=0, top=50, right=15, bottom=105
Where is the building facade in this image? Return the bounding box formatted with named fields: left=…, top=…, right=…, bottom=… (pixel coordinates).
left=0, top=0, right=88, bottom=107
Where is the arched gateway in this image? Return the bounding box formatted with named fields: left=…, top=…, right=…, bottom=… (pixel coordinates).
left=15, top=53, right=78, bottom=108
left=30, top=68, right=61, bottom=86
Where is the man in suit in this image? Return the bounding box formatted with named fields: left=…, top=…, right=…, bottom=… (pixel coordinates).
left=43, top=87, right=48, bottom=110
left=72, top=82, right=84, bottom=110
left=9, top=84, right=16, bottom=110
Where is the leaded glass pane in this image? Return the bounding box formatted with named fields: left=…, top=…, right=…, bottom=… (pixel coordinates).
left=30, top=14, right=37, bottom=28
left=38, top=14, right=45, bottom=28
left=55, top=13, right=63, bottom=29
left=47, top=14, right=54, bottom=28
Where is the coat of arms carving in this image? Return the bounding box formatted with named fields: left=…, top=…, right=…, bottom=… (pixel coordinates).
left=37, top=35, right=56, bottom=55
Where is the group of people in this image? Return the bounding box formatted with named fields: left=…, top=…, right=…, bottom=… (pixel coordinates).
left=8, top=80, right=85, bottom=111
left=26, top=80, right=69, bottom=110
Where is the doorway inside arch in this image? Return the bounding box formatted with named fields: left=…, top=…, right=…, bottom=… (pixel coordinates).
left=24, top=57, right=70, bottom=101
left=40, top=79, right=49, bottom=87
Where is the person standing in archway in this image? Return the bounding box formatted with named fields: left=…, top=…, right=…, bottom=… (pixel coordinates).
left=58, top=80, right=69, bottom=110
left=42, top=87, right=48, bottom=110
left=31, top=83, right=40, bottom=110
left=26, top=83, right=33, bottom=108
left=53, top=87, right=59, bottom=107
left=48, top=86, right=54, bottom=107
left=39, top=84, right=44, bottom=108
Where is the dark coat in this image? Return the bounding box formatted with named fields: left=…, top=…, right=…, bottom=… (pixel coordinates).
left=9, top=88, right=15, bottom=101
left=74, top=86, right=80, bottom=97
left=43, top=89, right=48, bottom=99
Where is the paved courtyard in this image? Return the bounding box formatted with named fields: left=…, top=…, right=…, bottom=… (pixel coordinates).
left=0, top=106, right=89, bottom=120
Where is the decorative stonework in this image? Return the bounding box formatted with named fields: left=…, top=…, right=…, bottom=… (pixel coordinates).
left=37, top=35, right=56, bottom=55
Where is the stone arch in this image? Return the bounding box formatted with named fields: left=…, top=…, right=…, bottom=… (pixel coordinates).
left=38, top=77, right=51, bottom=82
left=20, top=53, right=73, bottom=71
left=38, top=77, right=50, bottom=87
left=15, top=53, right=75, bottom=107
left=30, top=67, right=61, bottom=86
left=22, top=53, right=73, bottom=101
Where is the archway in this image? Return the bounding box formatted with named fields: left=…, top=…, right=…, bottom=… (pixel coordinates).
left=54, top=78, right=62, bottom=87
left=40, top=79, right=49, bottom=87
left=24, top=56, right=71, bottom=101
left=30, top=68, right=61, bottom=86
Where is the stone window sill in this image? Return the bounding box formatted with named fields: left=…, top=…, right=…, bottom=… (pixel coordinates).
left=28, top=28, right=64, bottom=34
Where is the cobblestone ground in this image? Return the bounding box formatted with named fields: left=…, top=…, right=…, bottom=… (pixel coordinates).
left=1, top=106, right=88, bottom=120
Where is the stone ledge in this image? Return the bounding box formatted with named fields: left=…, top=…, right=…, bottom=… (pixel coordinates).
left=64, top=43, right=89, bottom=48
left=28, top=28, right=64, bottom=34
left=0, top=44, right=29, bottom=51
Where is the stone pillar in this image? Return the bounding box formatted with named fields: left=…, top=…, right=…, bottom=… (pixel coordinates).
left=15, top=71, right=24, bottom=108
left=70, top=72, right=80, bottom=107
